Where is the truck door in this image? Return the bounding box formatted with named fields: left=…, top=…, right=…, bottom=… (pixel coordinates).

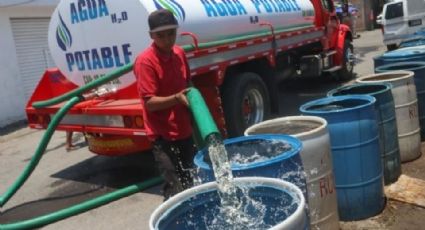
left=321, top=0, right=339, bottom=50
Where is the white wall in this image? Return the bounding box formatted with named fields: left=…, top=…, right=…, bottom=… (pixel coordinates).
left=0, top=2, right=58, bottom=128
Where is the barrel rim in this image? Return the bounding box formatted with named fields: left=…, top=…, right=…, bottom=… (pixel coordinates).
left=356, top=70, right=414, bottom=83
left=379, top=45, right=425, bottom=59
left=327, top=83, right=391, bottom=97
left=299, top=95, right=376, bottom=114
left=194, top=134, right=302, bottom=170
left=244, top=116, right=328, bottom=140
left=375, top=61, right=425, bottom=73
left=149, top=177, right=306, bottom=230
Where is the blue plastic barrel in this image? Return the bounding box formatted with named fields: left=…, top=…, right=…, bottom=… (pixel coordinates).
left=149, top=177, right=308, bottom=230
left=400, top=28, right=425, bottom=48
left=327, top=84, right=401, bottom=185
left=375, top=62, right=425, bottom=141
left=300, top=95, right=385, bottom=221
left=194, top=134, right=307, bottom=198
left=400, top=36, right=425, bottom=48
left=373, top=45, right=425, bottom=69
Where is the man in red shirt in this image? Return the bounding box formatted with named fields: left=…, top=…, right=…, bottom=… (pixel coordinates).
left=133, top=9, right=195, bottom=200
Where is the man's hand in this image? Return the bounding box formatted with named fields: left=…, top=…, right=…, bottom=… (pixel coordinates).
left=175, top=88, right=190, bottom=107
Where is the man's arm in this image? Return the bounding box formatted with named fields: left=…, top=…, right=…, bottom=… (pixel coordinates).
left=144, top=88, right=190, bottom=112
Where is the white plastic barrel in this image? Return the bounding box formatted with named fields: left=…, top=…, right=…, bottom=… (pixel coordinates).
left=245, top=116, right=339, bottom=230
left=357, top=71, right=421, bottom=162
left=149, top=177, right=308, bottom=230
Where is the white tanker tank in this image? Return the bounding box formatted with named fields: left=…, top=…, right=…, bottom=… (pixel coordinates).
left=48, top=0, right=316, bottom=91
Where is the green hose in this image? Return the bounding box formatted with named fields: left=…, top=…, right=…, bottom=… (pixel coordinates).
left=32, top=63, right=134, bottom=109
left=0, top=65, right=164, bottom=228
left=0, top=176, right=162, bottom=230
left=0, top=96, right=84, bottom=207
left=186, top=87, right=220, bottom=148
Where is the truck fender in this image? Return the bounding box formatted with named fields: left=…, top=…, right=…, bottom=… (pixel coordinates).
left=334, top=24, right=353, bottom=66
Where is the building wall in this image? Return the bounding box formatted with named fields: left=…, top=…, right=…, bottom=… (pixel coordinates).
left=351, top=0, right=377, bottom=31
left=0, top=3, right=56, bottom=128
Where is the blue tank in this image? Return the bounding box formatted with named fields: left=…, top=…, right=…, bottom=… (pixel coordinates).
left=194, top=134, right=307, bottom=199
left=300, top=95, right=385, bottom=221
left=327, top=83, right=400, bottom=185
left=374, top=45, right=425, bottom=69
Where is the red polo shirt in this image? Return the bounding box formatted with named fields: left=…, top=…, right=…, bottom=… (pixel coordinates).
left=134, top=43, right=192, bottom=141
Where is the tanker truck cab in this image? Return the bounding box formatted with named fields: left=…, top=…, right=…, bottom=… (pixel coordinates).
left=381, top=0, right=425, bottom=50
left=26, top=0, right=354, bottom=156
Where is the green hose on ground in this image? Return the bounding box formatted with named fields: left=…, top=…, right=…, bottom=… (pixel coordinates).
left=0, top=176, right=162, bottom=230
left=0, top=96, right=84, bottom=207
left=0, top=64, right=164, bottom=229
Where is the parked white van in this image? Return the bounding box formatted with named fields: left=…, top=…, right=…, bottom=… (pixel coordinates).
left=380, top=0, right=425, bottom=50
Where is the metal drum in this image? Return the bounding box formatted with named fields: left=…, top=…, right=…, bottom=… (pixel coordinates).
left=327, top=83, right=401, bottom=185
left=300, top=95, right=385, bottom=221
left=244, top=116, right=339, bottom=230
left=357, top=71, right=421, bottom=162
left=375, top=62, right=425, bottom=141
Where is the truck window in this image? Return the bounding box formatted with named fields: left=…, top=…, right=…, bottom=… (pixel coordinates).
left=385, top=2, right=403, bottom=20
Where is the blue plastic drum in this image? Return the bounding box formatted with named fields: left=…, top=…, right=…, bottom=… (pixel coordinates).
left=374, top=45, right=425, bottom=69
left=194, top=134, right=307, bottom=198
left=327, top=83, right=400, bottom=185
left=149, top=177, right=308, bottom=230
left=300, top=95, right=385, bottom=221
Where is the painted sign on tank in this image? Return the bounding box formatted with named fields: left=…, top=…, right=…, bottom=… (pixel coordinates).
left=48, top=0, right=315, bottom=90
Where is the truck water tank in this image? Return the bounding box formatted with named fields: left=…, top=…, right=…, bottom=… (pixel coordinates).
left=48, top=0, right=315, bottom=91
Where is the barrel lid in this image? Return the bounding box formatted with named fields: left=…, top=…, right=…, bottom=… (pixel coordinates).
left=327, top=83, right=391, bottom=97
left=400, top=36, right=425, bottom=48
left=375, top=61, right=425, bottom=73
left=299, top=95, right=376, bottom=115
left=381, top=45, right=425, bottom=59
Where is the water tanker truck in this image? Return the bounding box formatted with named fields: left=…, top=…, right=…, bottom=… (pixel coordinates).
left=26, top=0, right=354, bottom=156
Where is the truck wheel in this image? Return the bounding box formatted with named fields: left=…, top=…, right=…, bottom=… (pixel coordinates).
left=221, top=72, right=270, bottom=137
left=337, top=40, right=354, bottom=81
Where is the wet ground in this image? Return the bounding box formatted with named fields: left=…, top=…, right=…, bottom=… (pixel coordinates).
left=1, top=29, right=424, bottom=229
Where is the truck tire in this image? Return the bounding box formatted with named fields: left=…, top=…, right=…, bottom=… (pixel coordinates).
left=337, top=39, right=354, bottom=81
left=221, top=72, right=270, bottom=137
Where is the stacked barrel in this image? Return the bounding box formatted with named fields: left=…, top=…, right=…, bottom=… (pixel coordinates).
left=155, top=43, right=425, bottom=230
left=292, top=46, right=425, bottom=224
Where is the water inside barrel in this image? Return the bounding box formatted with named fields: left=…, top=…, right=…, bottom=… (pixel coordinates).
left=227, top=139, right=292, bottom=164
left=362, top=73, right=407, bottom=81
left=204, top=139, right=292, bottom=165
left=332, top=84, right=386, bottom=96
left=308, top=99, right=366, bottom=112
left=251, top=120, right=321, bottom=135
